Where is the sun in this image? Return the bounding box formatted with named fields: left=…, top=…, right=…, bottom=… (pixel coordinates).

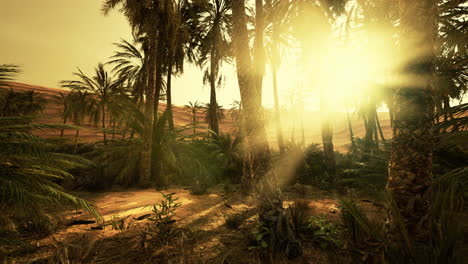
left=305, top=34, right=397, bottom=110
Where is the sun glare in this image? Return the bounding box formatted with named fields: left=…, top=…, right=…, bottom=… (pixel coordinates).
left=284, top=31, right=398, bottom=112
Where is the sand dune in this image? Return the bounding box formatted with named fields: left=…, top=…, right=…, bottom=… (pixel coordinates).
left=4, top=82, right=392, bottom=152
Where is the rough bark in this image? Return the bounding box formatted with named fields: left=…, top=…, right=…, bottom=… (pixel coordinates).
left=389, top=105, right=394, bottom=128
left=232, top=0, right=301, bottom=258
left=387, top=0, right=437, bottom=247
left=376, top=113, right=385, bottom=142
left=112, top=119, right=116, bottom=140
left=101, top=105, right=107, bottom=145
left=192, top=109, right=196, bottom=141
left=139, top=40, right=155, bottom=186
left=365, top=108, right=377, bottom=144
left=167, top=60, right=174, bottom=130
left=346, top=107, right=355, bottom=148
left=320, top=92, right=336, bottom=181
left=209, top=39, right=220, bottom=135
left=74, top=129, right=80, bottom=154
left=153, top=39, right=168, bottom=188
left=253, top=0, right=265, bottom=107
left=60, top=115, right=67, bottom=137
left=271, top=39, right=285, bottom=154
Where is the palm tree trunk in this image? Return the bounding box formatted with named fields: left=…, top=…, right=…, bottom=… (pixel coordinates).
left=60, top=115, right=67, bottom=137
left=74, top=129, right=80, bottom=154
left=375, top=112, right=385, bottom=142
left=140, top=41, right=156, bottom=186
left=209, top=54, right=219, bottom=135
left=192, top=110, right=196, bottom=141
left=167, top=60, right=174, bottom=130
left=388, top=104, right=394, bottom=128
left=271, top=49, right=285, bottom=153
left=373, top=120, right=379, bottom=147
left=102, top=105, right=107, bottom=145
left=365, top=108, right=377, bottom=143
left=209, top=79, right=219, bottom=135
left=387, top=0, right=437, bottom=248
left=209, top=34, right=220, bottom=136
left=153, top=39, right=167, bottom=188
left=122, top=123, right=127, bottom=139
left=232, top=0, right=301, bottom=258
left=346, top=107, right=355, bottom=148
left=112, top=119, right=116, bottom=140
left=253, top=0, right=265, bottom=107
left=320, top=91, right=336, bottom=181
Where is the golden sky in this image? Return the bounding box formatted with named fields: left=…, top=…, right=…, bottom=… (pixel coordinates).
left=0, top=1, right=399, bottom=111
left=0, top=0, right=244, bottom=107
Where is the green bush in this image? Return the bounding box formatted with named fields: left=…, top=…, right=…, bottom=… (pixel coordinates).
left=0, top=117, right=100, bottom=237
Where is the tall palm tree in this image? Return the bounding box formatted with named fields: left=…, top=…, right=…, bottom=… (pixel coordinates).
left=61, top=64, right=121, bottom=145
left=202, top=102, right=225, bottom=129
left=387, top=0, right=438, bottom=246
left=0, top=65, right=99, bottom=237
left=103, top=0, right=161, bottom=185
left=51, top=92, right=72, bottom=137
left=291, top=0, right=346, bottom=181
left=264, top=0, right=291, bottom=153
left=0, top=89, right=47, bottom=117
left=66, top=90, right=93, bottom=152
left=197, top=0, right=232, bottom=136
left=231, top=0, right=301, bottom=257
left=0, top=64, right=19, bottom=88
left=253, top=0, right=265, bottom=108
left=108, top=38, right=147, bottom=105
left=434, top=0, right=468, bottom=123
left=165, top=0, right=206, bottom=130
left=184, top=100, right=202, bottom=140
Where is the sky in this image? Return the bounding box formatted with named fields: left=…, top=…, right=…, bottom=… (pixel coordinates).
left=1, top=1, right=465, bottom=112
left=0, top=0, right=247, bottom=108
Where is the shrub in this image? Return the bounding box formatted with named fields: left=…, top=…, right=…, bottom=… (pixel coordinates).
left=0, top=116, right=100, bottom=239
left=225, top=213, right=244, bottom=230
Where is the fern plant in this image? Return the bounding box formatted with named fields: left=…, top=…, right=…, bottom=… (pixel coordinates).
left=0, top=116, right=100, bottom=235
left=147, top=192, right=181, bottom=242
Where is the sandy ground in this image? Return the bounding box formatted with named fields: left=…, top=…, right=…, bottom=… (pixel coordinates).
left=15, top=186, right=385, bottom=263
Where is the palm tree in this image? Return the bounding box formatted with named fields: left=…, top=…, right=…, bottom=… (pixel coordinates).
left=264, top=0, right=291, bottom=153
left=345, top=104, right=355, bottom=149
left=61, top=63, right=122, bottom=145
left=51, top=92, right=72, bottom=137
left=165, top=0, right=207, bottom=130
left=202, top=102, right=225, bottom=130
left=103, top=0, right=161, bottom=185
left=0, top=65, right=99, bottom=238
left=0, top=66, right=46, bottom=117
left=231, top=0, right=301, bottom=257
left=0, top=89, right=47, bottom=117
left=291, top=0, right=346, bottom=181
left=67, top=90, right=92, bottom=152
left=344, top=0, right=398, bottom=143
left=434, top=0, right=468, bottom=126
left=184, top=100, right=202, bottom=140
left=0, top=116, right=100, bottom=235
left=0, top=64, right=19, bottom=88
left=108, top=38, right=147, bottom=105
left=387, top=0, right=438, bottom=246
left=253, top=0, right=265, bottom=107
left=229, top=100, right=243, bottom=136
left=196, top=0, right=232, bottom=136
